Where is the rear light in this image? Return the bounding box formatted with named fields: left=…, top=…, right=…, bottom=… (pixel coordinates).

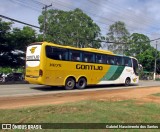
left=39, top=69, right=43, bottom=76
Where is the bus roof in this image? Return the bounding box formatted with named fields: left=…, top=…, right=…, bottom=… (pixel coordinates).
left=41, top=42, right=114, bottom=55
left=29, top=42, right=137, bottom=58
left=82, top=48, right=113, bottom=54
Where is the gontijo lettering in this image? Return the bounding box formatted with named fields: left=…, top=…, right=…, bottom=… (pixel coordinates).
left=26, top=55, right=40, bottom=60
left=76, top=64, right=103, bottom=70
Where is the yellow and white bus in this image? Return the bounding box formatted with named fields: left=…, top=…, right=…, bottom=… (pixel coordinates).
left=25, top=42, right=139, bottom=89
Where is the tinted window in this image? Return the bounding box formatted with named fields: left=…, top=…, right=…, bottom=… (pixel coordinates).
left=123, top=57, right=132, bottom=67
left=46, top=46, right=68, bottom=60
left=82, top=52, right=95, bottom=63
left=115, top=56, right=123, bottom=65
left=107, top=55, right=115, bottom=65
left=69, top=50, right=81, bottom=62
left=96, top=54, right=107, bottom=64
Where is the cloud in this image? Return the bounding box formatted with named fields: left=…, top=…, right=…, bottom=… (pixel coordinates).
left=1, top=0, right=160, bottom=49
left=81, top=0, right=160, bottom=39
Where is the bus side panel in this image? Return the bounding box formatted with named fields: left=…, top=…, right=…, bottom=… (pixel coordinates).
left=98, top=65, right=125, bottom=85
left=43, top=59, right=111, bottom=86
left=98, top=66, right=139, bottom=85
left=119, top=66, right=139, bottom=84
left=119, top=66, right=133, bottom=84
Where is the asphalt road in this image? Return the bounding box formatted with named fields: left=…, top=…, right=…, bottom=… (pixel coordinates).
left=0, top=80, right=159, bottom=97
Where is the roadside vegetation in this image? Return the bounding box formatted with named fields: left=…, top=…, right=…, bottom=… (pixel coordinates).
left=0, top=100, right=159, bottom=124
left=155, top=78, right=160, bottom=81
left=0, top=67, right=23, bottom=74
left=152, top=93, right=160, bottom=97
left=0, top=8, right=160, bottom=73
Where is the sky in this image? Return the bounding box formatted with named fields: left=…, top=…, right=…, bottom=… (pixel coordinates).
left=0, top=0, right=160, bottom=50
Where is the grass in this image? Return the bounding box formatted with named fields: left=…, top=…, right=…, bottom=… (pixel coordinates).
left=155, top=78, right=160, bottom=81
left=0, top=100, right=160, bottom=132
left=0, top=67, right=24, bottom=74
left=152, top=93, right=160, bottom=97
left=0, top=100, right=160, bottom=123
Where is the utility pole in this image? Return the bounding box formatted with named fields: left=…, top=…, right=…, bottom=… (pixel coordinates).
left=153, top=41, right=158, bottom=80
left=42, top=4, right=52, bottom=40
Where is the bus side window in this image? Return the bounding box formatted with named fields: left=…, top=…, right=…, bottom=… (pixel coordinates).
left=59, top=54, right=62, bottom=60
left=125, top=60, right=128, bottom=66
left=69, top=50, right=81, bottom=62
left=108, top=56, right=115, bottom=65
left=46, top=46, right=69, bottom=61
left=124, top=57, right=132, bottom=67
left=83, top=52, right=94, bottom=63
left=115, top=56, right=122, bottom=65
left=76, top=57, right=80, bottom=61
left=102, top=55, right=107, bottom=64
left=98, top=59, right=102, bottom=63
left=84, top=57, right=88, bottom=62
left=96, top=54, right=101, bottom=63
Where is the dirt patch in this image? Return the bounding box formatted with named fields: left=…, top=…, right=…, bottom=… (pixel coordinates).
left=137, top=96, right=160, bottom=104
left=0, top=86, right=160, bottom=109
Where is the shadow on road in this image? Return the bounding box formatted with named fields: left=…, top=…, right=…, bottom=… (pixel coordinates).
left=30, top=84, right=138, bottom=92
left=30, top=86, right=64, bottom=91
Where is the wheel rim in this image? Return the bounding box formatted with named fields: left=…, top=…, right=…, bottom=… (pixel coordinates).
left=79, top=80, right=84, bottom=87
left=76, top=78, right=86, bottom=89
left=65, top=78, right=75, bottom=89
left=67, top=80, right=74, bottom=87
left=125, top=78, right=130, bottom=85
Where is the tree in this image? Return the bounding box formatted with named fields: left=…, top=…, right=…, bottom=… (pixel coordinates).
left=11, top=26, right=37, bottom=51
left=126, top=33, right=151, bottom=71
left=106, top=21, right=130, bottom=54
left=0, top=18, right=37, bottom=67
left=38, top=8, right=102, bottom=48
left=0, top=18, right=16, bottom=67
left=10, top=26, right=37, bottom=67
left=138, top=48, right=155, bottom=72
left=127, top=33, right=160, bottom=73
left=126, top=33, right=151, bottom=57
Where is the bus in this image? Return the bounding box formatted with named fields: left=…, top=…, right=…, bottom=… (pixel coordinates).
left=25, top=42, right=139, bottom=90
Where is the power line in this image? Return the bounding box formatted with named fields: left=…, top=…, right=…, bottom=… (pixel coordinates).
left=52, top=0, right=160, bottom=35
left=2, top=0, right=160, bottom=44
left=88, top=0, right=160, bottom=30
left=1, top=14, right=160, bottom=45
left=8, top=0, right=160, bottom=35
left=0, top=15, right=40, bottom=29
left=32, top=0, right=45, bottom=6
left=9, top=0, right=41, bottom=12
left=87, top=37, right=160, bottom=44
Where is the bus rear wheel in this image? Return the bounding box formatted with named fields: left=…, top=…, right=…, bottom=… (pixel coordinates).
left=76, top=77, right=87, bottom=89
left=125, top=77, right=131, bottom=86
left=65, top=77, right=75, bottom=90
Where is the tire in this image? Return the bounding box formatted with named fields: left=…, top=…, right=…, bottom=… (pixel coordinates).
left=125, top=77, right=131, bottom=86
left=65, top=77, right=76, bottom=90
left=76, top=77, right=87, bottom=89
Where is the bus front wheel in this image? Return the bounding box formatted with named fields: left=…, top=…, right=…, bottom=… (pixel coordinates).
left=65, top=77, right=76, bottom=90
left=125, top=77, right=131, bottom=86
left=76, top=77, right=87, bottom=89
